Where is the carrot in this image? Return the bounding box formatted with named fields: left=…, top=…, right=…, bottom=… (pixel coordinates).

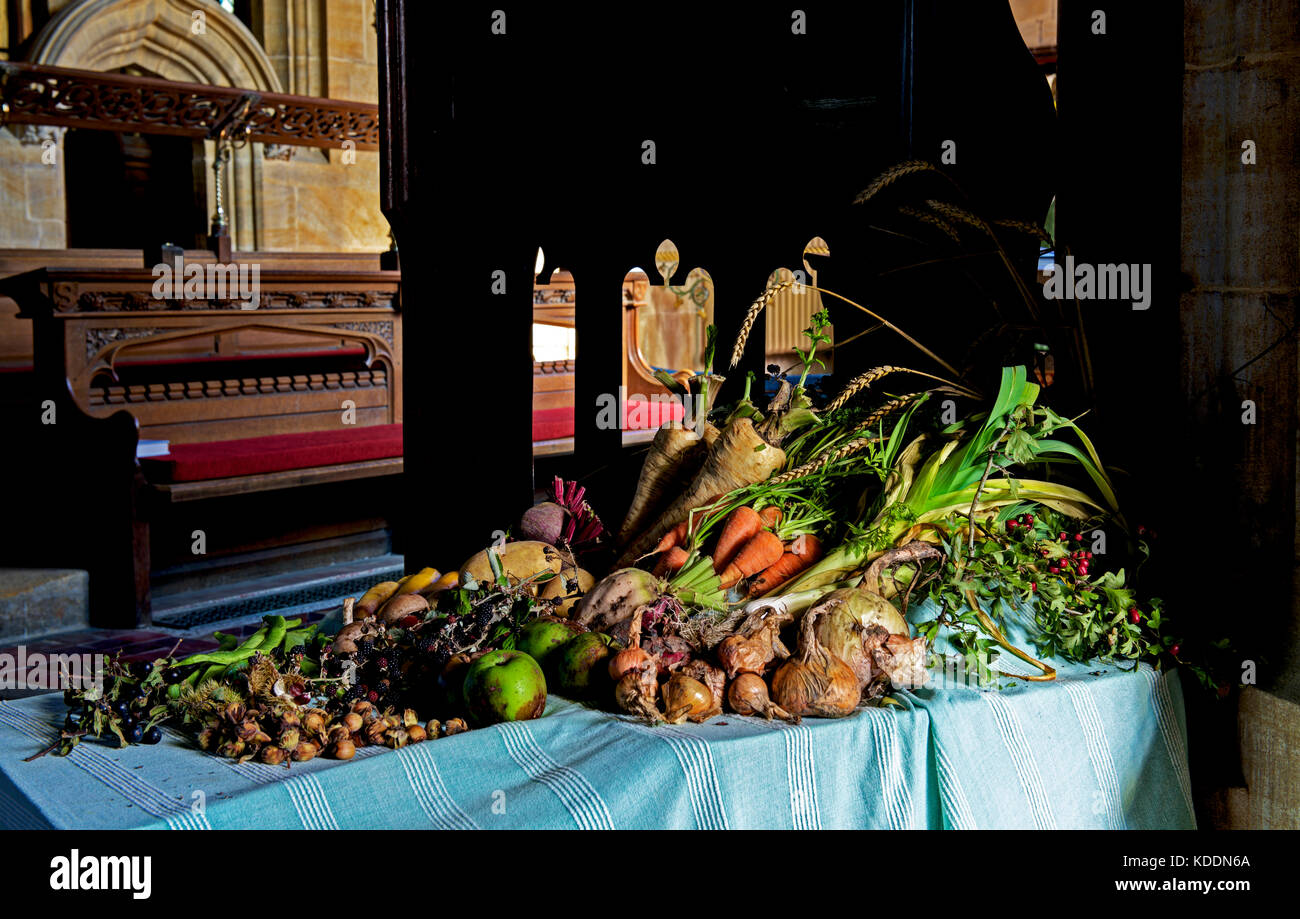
left=718, top=530, right=784, bottom=589
left=747, top=553, right=803, bottom=597
left=747, top=534, right=824, bottom=597
left=650, top=521, right=690, bottom=557
left=712, top=505, right=763, bottom=573
left=758, top=506, right=783, bottom=530
left=790, top=533, right=824, bottom=561
left=617, top=422, right=718, bottom=547
left=653, top=546, right=690, bottom=577
left=617, top=418, right=787, bottom=568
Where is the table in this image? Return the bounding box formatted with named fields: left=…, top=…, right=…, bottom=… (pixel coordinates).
left=0, top=602, right=1196, bottom=830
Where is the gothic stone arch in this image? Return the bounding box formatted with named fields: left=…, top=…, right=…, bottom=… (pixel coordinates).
left=28, top=0, right=286, bottom=250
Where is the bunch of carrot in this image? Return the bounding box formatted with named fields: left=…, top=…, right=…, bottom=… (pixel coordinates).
left=649, top=503, right=824, bottom=596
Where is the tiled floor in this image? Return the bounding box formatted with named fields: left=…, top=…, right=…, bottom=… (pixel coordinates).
left=0, top=612, right=328, bottom=700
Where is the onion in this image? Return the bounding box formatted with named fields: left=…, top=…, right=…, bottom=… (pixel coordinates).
left=662, top=674, right=714, bottom=724
left=681, top=659, right=725, bottom=721
left=614, top=666, right=661, bottom=721
left=716, top=605, right=793, bottom=678
left=812, top=601, right=874, bottom=688
left=608, top=646, right=653, bottom=681
left=727, top=672, right=797, bottom=722
left=771, top=607, right=861, bottom=718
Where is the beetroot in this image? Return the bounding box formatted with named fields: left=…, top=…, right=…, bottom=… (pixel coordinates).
left=520, top=501, right=569, bottom=545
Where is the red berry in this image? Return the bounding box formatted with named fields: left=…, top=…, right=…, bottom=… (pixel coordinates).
left=368, top=690, right=380, bottom=703
left=1137, top=525, right=1146, bottom=536
left=1128, top=608, right=1140, bottom=624
left=399, top=615, right=420, bottom=628
left=1040, top=549, right=1050, bottom=558
left=1170, top=644, right=1181, bottom=656
left=1008, top=520, right=1018, bottom=529
left=1085, top=551, right=1093, bottom=559
left=1029, top=582, right=1037, bottom=592
left=1074, top=533, right=1083, bottom=542
left=1059, top=532, right=1068, bottom=540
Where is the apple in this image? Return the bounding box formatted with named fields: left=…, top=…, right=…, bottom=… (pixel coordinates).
left=554, top=632, right=620, bottom=697
left=516, top=616, right=587, bottom=669
left=461, top=650, right=547, bottom=725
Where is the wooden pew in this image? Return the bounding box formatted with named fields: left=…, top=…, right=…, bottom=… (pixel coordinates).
left=1, top=255, right=403, bottom=627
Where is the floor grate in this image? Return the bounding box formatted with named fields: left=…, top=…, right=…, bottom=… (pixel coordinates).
left=151, top=565, right=404, bottom=630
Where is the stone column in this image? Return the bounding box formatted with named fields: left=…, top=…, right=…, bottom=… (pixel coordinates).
left=1182, top=0, right=1300, bottom=828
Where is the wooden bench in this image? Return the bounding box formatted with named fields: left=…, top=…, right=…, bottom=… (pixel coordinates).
left=1, top=255, right=404, bottom=626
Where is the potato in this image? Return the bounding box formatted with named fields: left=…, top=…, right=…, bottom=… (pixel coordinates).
left=540, top=567, right=595, bottom=617
left=459, top=541, right=565, bottom=593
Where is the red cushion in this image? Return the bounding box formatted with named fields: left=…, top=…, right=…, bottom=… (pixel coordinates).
left=141, top=398, right=687, bottom=481
left=530, top=398, right=685, bottom=442
left=532, top=406, right=574, bottom=441
left=141, top=424, right=403, bottom=482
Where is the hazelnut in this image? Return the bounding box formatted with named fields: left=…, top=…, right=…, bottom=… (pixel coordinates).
left=332, top=739, right=356, bottom=760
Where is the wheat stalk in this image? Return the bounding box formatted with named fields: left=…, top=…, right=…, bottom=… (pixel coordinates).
left=848, top=391, right=928, bottom=435
left=898, top=205, right=962, bottom=243
left=825, top=365, right=906, bottom=413
left=827, top=365, right=972, bottom=414
left=769, top=435, right=881, bottom=485
left=925, top=199, right=989, bottom=234
left=729, top=279, right=795, bottom=369
left=992, top=218, right=1050, bottom=242
left=853, top=160, right=943, bottom=205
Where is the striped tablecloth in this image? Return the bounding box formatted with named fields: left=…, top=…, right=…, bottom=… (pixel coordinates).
left=0, top=601, right=1196, bottom=830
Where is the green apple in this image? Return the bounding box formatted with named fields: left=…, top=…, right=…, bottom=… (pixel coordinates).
left=516, top=616, right=587, bottom=669
left=461, top=650, right=547, bottom=725
left=555, top=632, right=619, bottom=697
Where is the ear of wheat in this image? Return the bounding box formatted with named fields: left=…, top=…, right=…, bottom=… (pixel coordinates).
left=848, top=391, right=925, bottom=436
left=898, top=205, right=962, bottom=243
left=925, top=199, right=991, bottom=235
left=825, top=365, right=906, bottom=414
left=729, top=279, right=795, bottom=370
left=853, top=160, right=943, bottom=205
left=769, top=434, right=881, bottom=485
left=991, top=218, right=1051, bottom=242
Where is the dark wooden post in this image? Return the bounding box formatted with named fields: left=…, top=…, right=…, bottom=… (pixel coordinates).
left=375, top=0, right=1059, bottom=566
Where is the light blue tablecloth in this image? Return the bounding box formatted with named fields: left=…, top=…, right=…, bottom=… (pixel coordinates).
left=0, top=600, right=1196, bottom=830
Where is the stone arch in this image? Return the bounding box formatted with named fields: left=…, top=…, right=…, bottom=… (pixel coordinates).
left=28, top=0, right=284, bottom=250
left=30, top=0, right=282, bottom=92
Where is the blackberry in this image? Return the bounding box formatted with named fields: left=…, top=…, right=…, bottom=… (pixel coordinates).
left=355, top=638, right=375, bottom=662
left=375, top=657, right=390, bottom=671
left=416, top=635, right=438, bottom=654
left=342, top=684, right=365, bottom=703
left=475, top=608, right=494, bottom=630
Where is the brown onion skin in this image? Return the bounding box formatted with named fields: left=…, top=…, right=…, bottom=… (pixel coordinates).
left=772, top=608, right=862, bottom=718
left=608, top=646, right=653, bottom=681
left=727, top=672, right=771, bottom=716
left=662, top=674, right=713, bottom=724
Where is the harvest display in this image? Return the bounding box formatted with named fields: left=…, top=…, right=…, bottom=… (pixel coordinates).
left=45, top=167, right=1222, bottom=767
left=44, top=318, right=1217, bottom=767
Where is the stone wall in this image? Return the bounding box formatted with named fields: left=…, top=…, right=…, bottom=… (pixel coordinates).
left=0, top=0, right=387, bottom=253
